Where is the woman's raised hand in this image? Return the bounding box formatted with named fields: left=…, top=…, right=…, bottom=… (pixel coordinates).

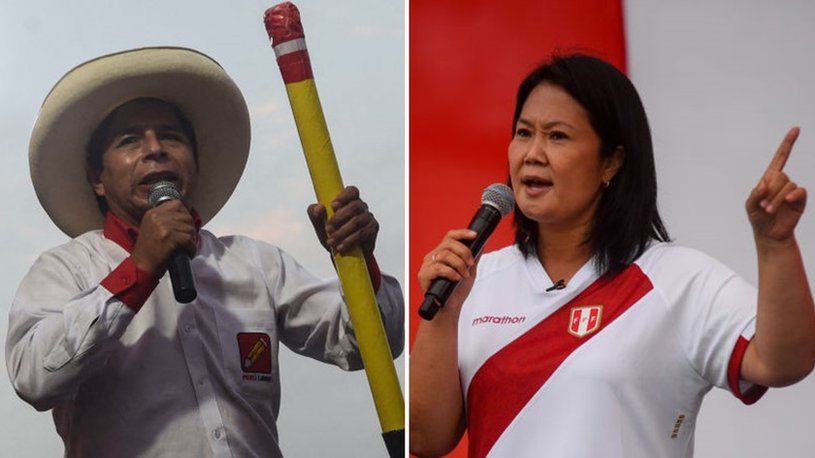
left=746, top=127, right=807, bottom=244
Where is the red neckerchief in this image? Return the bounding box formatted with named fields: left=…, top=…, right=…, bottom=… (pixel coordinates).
left=103, top=210, right=203, bottom=253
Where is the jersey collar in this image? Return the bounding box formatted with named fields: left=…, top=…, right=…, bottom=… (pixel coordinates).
left=523, top=248, right=598, bottom=294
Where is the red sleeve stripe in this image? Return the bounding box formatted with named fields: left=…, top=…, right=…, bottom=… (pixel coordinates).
left=100, top=257, right=160, bottom=312
left=727, top=336, right=768, bottom=405
left=366, top=255, right=382, bottom=293
left=466, top=264, right=653, bottom=458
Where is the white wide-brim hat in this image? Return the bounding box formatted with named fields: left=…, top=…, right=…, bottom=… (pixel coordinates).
left=29, top=46, right=251, bottom=237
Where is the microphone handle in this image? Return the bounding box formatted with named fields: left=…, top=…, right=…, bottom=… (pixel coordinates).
left=418, top=205, right=501, bottom=321
left=168, top=248, right=197, bottom=303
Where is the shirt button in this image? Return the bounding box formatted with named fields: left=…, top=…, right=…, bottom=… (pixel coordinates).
left=212, top=427, right=224, bottom=440
left=184, top=324, right=195, bottom=334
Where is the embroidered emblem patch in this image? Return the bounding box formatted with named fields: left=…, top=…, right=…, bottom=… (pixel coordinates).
left=568, top=305, right=603, bottom=338
left=237, top=333, right=272, bottom=375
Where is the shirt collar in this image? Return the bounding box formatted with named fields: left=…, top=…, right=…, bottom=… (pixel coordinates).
left=103, top=209, right=203, bottom=253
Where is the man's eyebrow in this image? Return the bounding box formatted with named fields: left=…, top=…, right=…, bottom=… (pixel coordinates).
left=111, top=123, right=186, bottom=136
left=155, top=123, right=186, bottom=132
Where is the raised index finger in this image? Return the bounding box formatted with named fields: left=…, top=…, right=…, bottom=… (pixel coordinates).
left=765, top=126, right=800, bottom=174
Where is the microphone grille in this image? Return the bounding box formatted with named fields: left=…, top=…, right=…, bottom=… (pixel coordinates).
left=148, top=181, right=181, bottom=207
left=481, top=183, right=515, bottom=216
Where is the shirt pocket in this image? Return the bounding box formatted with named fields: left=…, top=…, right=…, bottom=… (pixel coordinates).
left=213, top=307, right=280, bottom=403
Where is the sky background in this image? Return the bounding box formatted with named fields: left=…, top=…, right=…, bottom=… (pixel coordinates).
left=0, top=1, right=404, bottom=456
left=3, top=1, right=815, bottom=457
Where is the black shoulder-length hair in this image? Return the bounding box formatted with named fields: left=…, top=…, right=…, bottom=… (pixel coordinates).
left=512, top=54, right=670, bottom=275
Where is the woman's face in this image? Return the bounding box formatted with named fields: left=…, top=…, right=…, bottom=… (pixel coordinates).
left=508, top=82, right=620, bottom=229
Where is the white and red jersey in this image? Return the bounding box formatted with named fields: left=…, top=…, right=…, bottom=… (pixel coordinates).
left=458, top=243, right=765, bottom=458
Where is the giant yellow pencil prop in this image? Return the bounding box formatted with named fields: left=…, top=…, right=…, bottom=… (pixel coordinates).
left=263, top=3, right=404, bottom=456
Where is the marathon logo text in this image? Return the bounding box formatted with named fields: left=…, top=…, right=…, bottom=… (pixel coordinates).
left=472, top=315, right=526, bottom=326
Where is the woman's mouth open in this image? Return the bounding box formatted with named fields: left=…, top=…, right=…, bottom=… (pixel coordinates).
left=521, top=177, right=552, bottom=197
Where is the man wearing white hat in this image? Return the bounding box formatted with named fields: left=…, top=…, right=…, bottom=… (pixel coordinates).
left=6, top=47, right=404, bottom=457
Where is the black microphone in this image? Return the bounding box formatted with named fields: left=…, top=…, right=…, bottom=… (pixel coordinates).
left=418, top=184, right=515, bottom=321
left=545, top=279, right=566, bottom=292
left=148, top=181, right=197, bottom=303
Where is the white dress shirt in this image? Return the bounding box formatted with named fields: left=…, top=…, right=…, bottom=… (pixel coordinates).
left=5, top=213, right=404, bottom=457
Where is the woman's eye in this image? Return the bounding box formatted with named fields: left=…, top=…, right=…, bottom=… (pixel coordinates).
left=549, top=131, right=568, bottom=140
left=515, top=128, right=531, bottom=138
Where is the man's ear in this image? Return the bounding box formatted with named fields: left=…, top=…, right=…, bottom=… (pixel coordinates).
left=86, top=167, right=105, bottom=197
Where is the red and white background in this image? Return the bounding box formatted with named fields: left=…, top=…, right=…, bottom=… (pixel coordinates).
left=409, top=1, right=815, bottom=456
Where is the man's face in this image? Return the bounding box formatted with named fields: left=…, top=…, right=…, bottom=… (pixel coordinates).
left=89, top=99, right=198, bottom=227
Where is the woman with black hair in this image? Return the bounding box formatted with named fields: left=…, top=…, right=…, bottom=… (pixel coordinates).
left=410, top=54, right=815, bottom=458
